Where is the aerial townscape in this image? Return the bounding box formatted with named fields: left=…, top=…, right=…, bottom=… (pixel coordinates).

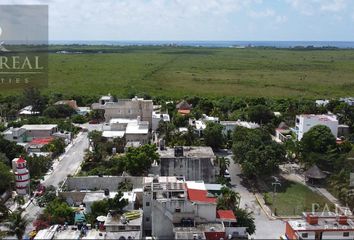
left=0, top=91, right=353, bottom=240
left=1, top=1, right=354, bottom=240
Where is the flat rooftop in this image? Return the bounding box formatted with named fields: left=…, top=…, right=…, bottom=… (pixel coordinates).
left=125, top=122, right=149, bottom=134
left=288, top=217, right=354, bottom=231
left=220, top=120, right=260, bottom=129
left=297, top=114, right=338, bottom=122
left=158, top=146, right=215, bottom=159
left=21, top=124, right=58, bottom=130
left=102, top=130, right=125, bottom=138
left=104, top=210, right=143, bottom=227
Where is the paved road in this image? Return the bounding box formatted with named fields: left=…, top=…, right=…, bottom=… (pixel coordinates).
left=43, top=132, right=88, bottom=187
left=220, top=151, right=286, bottom=239
left=23, top=131, right=89, bottom=233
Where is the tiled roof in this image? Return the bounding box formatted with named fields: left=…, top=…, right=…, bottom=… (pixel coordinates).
left=30, top=137, right=54, bottom=145
left=216, top=210, right=236, bottom=220
left=187, top=188, right=216, bottom=204
left=17, top=156, right=26, bottom=163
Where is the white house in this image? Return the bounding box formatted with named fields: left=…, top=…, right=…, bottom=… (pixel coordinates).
left=152, top=111, right=170, bottom=131
left=292, top=114, right=338, bottom=141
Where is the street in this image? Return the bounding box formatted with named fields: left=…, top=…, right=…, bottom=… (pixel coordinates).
left=221, top=151, right=286, bottom=239
left=23, top=130, right=89, bottom=233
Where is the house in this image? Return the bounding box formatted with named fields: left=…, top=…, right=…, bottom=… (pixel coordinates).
left=275, top=122, right=292, bottom=143
left=220, top=120, right=259, bottom=135
left=176, top=100, right=192, bottom=115
left=285, top=212, right=354, bottom=239
left=340, top=97, right=354, bottom=106
left=152, top=111, right=170, bottom=131
left=92, top=95, right=153, bottom=128
left=157, top=146, right=217, bottom=183
left=143, top=176, right=246, bottom=239
left=189, top=114, right=220, bottom=136
left=18, top=105, right=39, bottom=115
left=2, top=124, right=58, bottom=143
left=21, top=124, right=58, bottom=139
left=315, top=99, right=330, bottom=107
left=102, top=117, right=150, bottom=144
left=54, top=100, right=79, bottom=111
left=2, top=127, right=26, bottom=142
left=292, top=114, right=338, bottom=141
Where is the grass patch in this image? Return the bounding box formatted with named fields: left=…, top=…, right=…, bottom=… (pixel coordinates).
left=262, top=178, right=334, bottom=216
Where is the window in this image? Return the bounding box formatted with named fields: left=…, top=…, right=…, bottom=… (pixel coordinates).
left=145, top=202, right=150, bottom=207
left=175, top=208, right=181, bottom=213
left=343, top=232, right=349, bottom=237
left=145, top=217, right=150, bottom=222
left=301, top=233, right=308, bottom=238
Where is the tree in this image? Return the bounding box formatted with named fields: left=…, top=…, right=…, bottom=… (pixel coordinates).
left=6, top=209, right=29, bottom=240
left=43, top=199, right=74, bottom=224
left=301, top=125, right=336, bottom=155
left=217, top=187, right=241, bottom=211
left=203, top=122, right=224, bottom=150
left=300, top=125, right=337, bottom=168
left=247, top=105, right=274, bottom=124
left=232, top=127, right=286, bottom=177
left=124, top=144, right=159, bottom=175
left=90, top=192, right=128, bottom=220
left=215, top=157, right=230, bottom=175
left=234, top=208, right=256, bottom=235
left=43, top=105, right=76, bottom=118
left=22, top=87, right=45, bottom=114
left=26, top=155, right=52, bottom=179
left=0, top=161, right=13, bottom=193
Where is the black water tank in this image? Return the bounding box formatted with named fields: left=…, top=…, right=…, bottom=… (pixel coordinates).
left=104, top=188, right=109, bottom=196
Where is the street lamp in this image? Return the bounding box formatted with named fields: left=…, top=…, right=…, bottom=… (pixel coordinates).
left=272, top=176, right=281, bottom=216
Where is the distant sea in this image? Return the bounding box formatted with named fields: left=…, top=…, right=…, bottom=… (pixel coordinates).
left=50, top=40, right=354, bottom=49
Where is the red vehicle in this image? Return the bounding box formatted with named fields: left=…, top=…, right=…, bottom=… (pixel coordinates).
left=89, top=119, right=99, bottom=124
left=34, top=184, right=46, bottom=197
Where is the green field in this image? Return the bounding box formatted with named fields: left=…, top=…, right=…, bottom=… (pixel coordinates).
left=265, top=180, right=333, bottom=216
left=5, top=47, right=354, bottom=98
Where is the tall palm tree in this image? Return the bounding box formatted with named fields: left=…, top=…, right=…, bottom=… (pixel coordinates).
left=216, top=157, right=230, bottom=175
left=6, top=209, right=28, bottom=240
left=217, top=187, right=241, bottom=211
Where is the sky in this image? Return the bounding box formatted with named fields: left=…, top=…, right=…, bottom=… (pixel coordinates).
left=1, top=0, right=354, bottom=41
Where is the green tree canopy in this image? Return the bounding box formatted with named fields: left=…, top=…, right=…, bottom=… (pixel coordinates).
left=232, top=127, right=286, bottom=177
left=247, top=105, right=274, bottom=124
left=203, top=122, right=224, bottom=150
left=0, top=161, right=13, bottom=193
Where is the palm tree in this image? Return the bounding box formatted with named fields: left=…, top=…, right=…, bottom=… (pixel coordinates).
left=6, top=209, right=28, bottom=240
left=217, top=187, right=241, bottom=211
left=215, top=157, right=230, bottom=175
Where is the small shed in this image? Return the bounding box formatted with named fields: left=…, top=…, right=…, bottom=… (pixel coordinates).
left=304, top=165, right=327, bottom=184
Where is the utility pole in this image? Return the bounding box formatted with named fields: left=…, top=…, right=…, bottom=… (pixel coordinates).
left=272, top=176, right=281, bottom=216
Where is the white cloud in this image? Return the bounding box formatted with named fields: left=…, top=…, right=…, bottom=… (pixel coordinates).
left=248, top=8, right=275, bottom=18
left=286, top=0, right=348, bottom=15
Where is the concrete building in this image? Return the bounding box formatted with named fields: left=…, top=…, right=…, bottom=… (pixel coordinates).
left=220, top=120, right=260, bottom=135
left=102, top=117, right=150, bottom=145
left=152, top=111, right=170, bottom=131
left=21, top=124, right=58, bottom=139
left=143, top=176, right=245, bottom=239
left=292, top=114, right=339, bottom=141
left=158, top=146, right=217, bottom=183
left=2, top=127, right=26, bottom=142
left=92, top=95, right=153, bottom=128
left=285, top=212, right=354, bottom=239
left=189, top=114, right=220, bottom=136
